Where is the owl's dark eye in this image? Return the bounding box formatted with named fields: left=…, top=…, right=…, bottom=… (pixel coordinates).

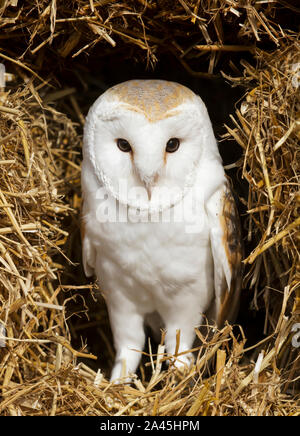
left=116, top=138, right=132, bottom=152
left=166, top=138, right=180, bottom=153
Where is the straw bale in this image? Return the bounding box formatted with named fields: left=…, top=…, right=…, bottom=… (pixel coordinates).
left=223, top=41, right=300, bottom=328
left=0, top=76, right=97, bottom=415
left=0, top=0, right=299, bottom=416
left=0, top=1, right=298, bottom=70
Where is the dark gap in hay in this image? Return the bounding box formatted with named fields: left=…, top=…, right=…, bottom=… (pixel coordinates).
left=47, top=50, right=260, bottom=383
left=31, top=38, right=283, bottom=385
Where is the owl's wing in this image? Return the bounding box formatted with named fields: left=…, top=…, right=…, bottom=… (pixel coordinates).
left=205, top=181, right=243, bottom=327
left=81, top=200, right=96, bottom=277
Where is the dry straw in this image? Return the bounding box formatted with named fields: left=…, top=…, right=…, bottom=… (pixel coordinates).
left=0, top=0, right=299, bottom=415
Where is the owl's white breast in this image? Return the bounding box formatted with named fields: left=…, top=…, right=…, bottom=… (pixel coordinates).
left=82, top=165, right=216, bottom=317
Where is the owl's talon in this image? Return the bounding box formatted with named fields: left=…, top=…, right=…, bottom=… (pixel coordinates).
left=172, top=353, right=194, bottom=373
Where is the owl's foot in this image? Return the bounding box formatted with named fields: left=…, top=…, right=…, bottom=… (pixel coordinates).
left=110, top=374, right=133, bottom=385
left=170, top=352, right=195, bottom=374
left=109, top=350, right=142, bottom=384
left=109, top=359, right=133, bottom=384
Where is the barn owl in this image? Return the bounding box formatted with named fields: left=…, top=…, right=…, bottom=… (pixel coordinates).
left=81, top=79, right=242, bottom=382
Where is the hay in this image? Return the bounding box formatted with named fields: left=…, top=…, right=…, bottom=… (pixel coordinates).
left=0, top=0, right=299, bottom=416
left=1, top=1, right=298, bottom=70
left=224, top=43, right=299, bottom=326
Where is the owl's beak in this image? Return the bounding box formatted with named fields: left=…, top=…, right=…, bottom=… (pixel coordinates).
left=144, top=182, right=153, bottom=201
left=139, top=173, right=159, bottom=201
left=134, top=159, right=161, bottom=201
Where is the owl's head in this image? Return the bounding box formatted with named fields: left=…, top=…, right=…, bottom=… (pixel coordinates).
left=83, top=80, right=221, bottom=212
